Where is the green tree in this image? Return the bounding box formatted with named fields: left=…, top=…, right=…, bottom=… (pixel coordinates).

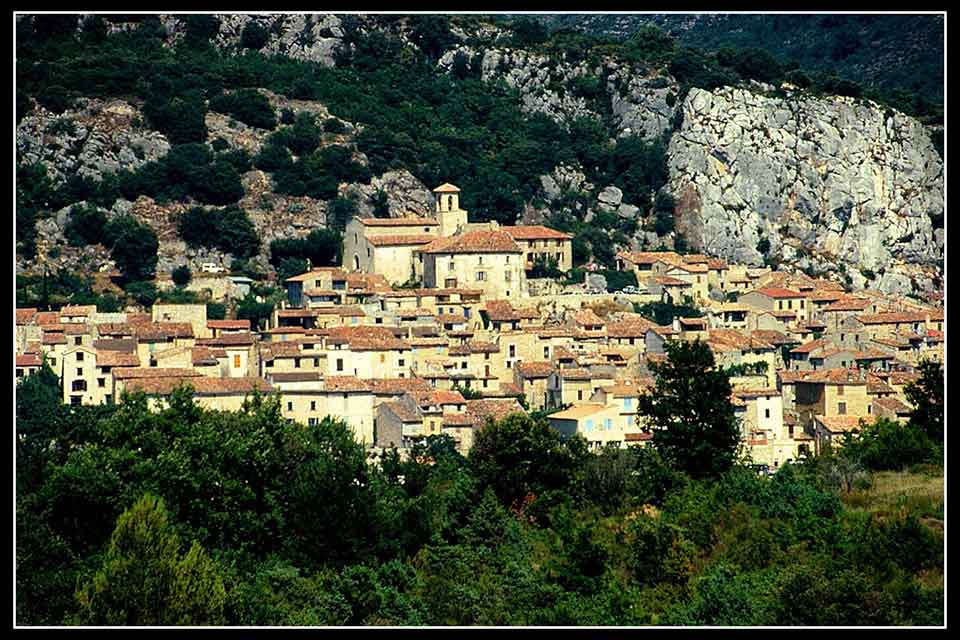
left=904, top=359, right=944, bottom=443
left=468, top=413, right=589, bottom=507
left=104, top=215, right=159, bottom=282
left=75, top=494, right=226, bottom=625
left=638, top=339, right=741, bottom=479
left=171, top=265, right=192, bottom=287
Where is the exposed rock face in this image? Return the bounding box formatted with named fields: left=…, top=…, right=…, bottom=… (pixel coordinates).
left=607, top=67, right=679, bottom=139
left=338, top=169, right=434, bottom=218
left=17, top=99, right=170, bottom=185
left=438, top=45, right=677, bottom=138
left=666, top=86, right=944, bottom=294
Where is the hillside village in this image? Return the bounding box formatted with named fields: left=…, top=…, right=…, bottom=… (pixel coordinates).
left=15, top=181, right=944, bottom=470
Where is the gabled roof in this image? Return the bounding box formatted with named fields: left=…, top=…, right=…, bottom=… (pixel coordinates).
left=208, top=320, right=251, bottom=330
left=516, top=361, right=555, bottom=378
left=433, top=183, right=461, bottom=193
left=420, top=230, right=523, bottom=254
left=815, top=415, right=874, bottom=433
left=502, top=225, right=573, bottom=240
left=748, top=287, right=805, bottom=299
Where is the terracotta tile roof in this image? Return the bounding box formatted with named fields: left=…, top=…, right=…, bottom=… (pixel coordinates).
left=616, top=250, right=683, bottom=266
left=442, top=413, right=476, bottom=427
left=800, top=368, right=867, bottom=385
left=114, top=367, right=203, bottom=380
left=874, top=396, right=911, bottom=415
left=816, top=415, right=874, bottom=433
left=854, top=349, right=894, bottom=360
left=127, top=376, right=273, bottom=396
left=191, top=347, right=221, bottom=366
left=197, top=332, right=255, bottom=347
left=325, top=326, right=410, bottom=351
left=465, top=398, right=524, bottom=428
left=366, top=234, right=438, bottom=247
left=855, top=312, right=929, bottom=325
left=383, top=399, right=422, bottom=422
left=823, top=297, right=872, bottom=312
left=408, top=337, right=448, bottom=347
left=91, top=338, right=137, bottom=352
left=678, top=316, right=708, bottom=328
left=433, top=183, right=461, bottom=193
left=484, top=300, right=523, bottom=321
left=887, top=372, right=920, bottom=386
left=606, top=318, right=657, bottom=337
left=707, top=258, right=728, bottom=270
left=16, top=308, right=38, bottom=325
left=322, top=376, right=372, bottom=392
left=23, top=341, right=42, bottom=355
left=750, top=287, right=805, bottom=299
left=682, top=254, right=711, bottom=264
left=574, top=308, right=605, bottom=327
left=466, top=341, right=500, bottom=354
left=126, top=312, right=152, bottom=324
left=16, top=354, right=41, bottom=367
left=436, top=313, right=468, bottom=324
left=95, top=351, right=141, bottom=367
left=516, top=361, right=555, bottom=378
left=605, top=378, right=656, bottom=397
left=669, top=262, right=709, bottom=274
left=366, top=377, right=433, bottom=395
left=653, top=275, right=692, bottom=286
left=810, top=290, right=846, bottom=302
left=625, top=432, right=654, bottom=442
left=421, top=230, right=523, bottom=254
left=778, top=370, right=810, bottom=384
left=63, top=324, right=91, bottom=335
left=96, top=322, right=137, bottom=337
left=502, top=225, right=573, bottom=240
left=548, top=403, right=608, bottom=420
left=558, top=368, right=595, bottom=381
left=267, top=372, right=323, bottom=383
left=135, top=322, right=195, bottom=340
left=751, top=329, right=795, bottom=346
left=791, top=338, right=833, bottom=354
left=357, top=216, right=439, bottom=226
left=208, top=320, right=251, bottom=330
left=41, top=332, right=67, bottom=345
left=733, top=388, right=781, bottom=399
left=60, top=305, right=95, bottom=317
left=35, top=311, right=59, bottom=326
left=285, top=269, right=340, bottom=284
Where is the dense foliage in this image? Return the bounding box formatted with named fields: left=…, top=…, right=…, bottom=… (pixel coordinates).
left=177, top=205, right=261, bottom=259
left=15, top=348, right=943, bottom=626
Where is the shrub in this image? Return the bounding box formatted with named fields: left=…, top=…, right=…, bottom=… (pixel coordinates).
left=36, top=85, right=75, bottom=114
left=254, top=143, right=293, bottom=172
left=171, top=265, right=192, bottom=287
left=209, top=89, right=277, bottom=130
left=323, top=118, right=346, bottom=134
left=178, top=206, right=260, bottom=259
left=123, top=280, right=158, bottom=307
left=64, top=204, right=108, bottom=247
left=240, top=21, right=270, bottom=50
left=104, top=215, right=159, bottom=282
left=205, top=302, right=226, bottom=320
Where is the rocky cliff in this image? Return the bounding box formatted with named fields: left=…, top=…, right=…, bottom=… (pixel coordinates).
left=666, top=86, right=944, bottom=294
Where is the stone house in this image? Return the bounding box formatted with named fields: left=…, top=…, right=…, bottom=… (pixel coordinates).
left=502, top=225, right=574, bottom=273
left=739, top=287, right=810, bottom=323
left=421, top=230, right=527, bottom=301
left=794, top=368, right=872, bottom=434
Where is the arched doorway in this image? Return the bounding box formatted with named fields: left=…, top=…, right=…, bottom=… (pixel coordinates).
left=353, top=254, right=360, bottom=271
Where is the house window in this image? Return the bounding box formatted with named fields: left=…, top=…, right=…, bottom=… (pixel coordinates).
left=399, top=359, right=405, bottom=367
left=867, top=404, right=872, bottom=414
left=311, top=401, right=316, bottom=411
left=509, top=345, right=516, bottom=358
left=234, top=354, right=241, bottom=368
left=70, top=396, right=81, bottom=406
left=604, top=419, right=612, bottom=430
left=380, top=353, right=386, bottom=363
left=838, top=402, right=847, bottom=415
left=336, top=358, right=344, bottom=372
left=585, top=419, right=593, bottom=432
left=476, top=272, right=486, bottom=281
left=74, top=337, right=82, bottom=345
left=72, top=379, right=87, bottom=392
left=578, top=390, right=583, bottom=401
left=449, top=261, right=456, bottom=271
left=544, top=347, right=550, bottom=358
left=265, top=360, right=273, bottom=368
left=308, top=418, right=318, bottom=426
left=505, top=271, right=512, bottom=282
left=837, top=385, right=844, bottom=395
left=295, top=358, right=301, bottom=369
left=76, top=352, right=84, bottom=362
left=98, top=378, right=105, bottom=388
left=764, top=408, right=770, bottom=419
left=287, top=402, right=293, bottom=411
left=478, top=256, right=483, bottom=265
left=76, top=368, right=83, bottom=377
left=624, top=398, right=633, bottom=411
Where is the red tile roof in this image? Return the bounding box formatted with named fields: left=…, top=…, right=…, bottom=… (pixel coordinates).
left=516, top=361, right=555, bottom=378
left=502, top=225, right=573, bottom=240
left=208, top=320, right=251, bottom=330
left=127, top=376, right=273, bottom=396
left=114, top=367, right=203, bottom=379
left=750, top=287, right=805, bottom=299
left=16, top=354, right=41, bottom=367
left=95, top=351, right=141, bottom=367
left=16, top=308, right=37, bottom=325
left=421, top=230, right=522, bottom=254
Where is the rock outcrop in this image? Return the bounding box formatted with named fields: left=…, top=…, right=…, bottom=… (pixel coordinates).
left=666, top=86, right=944, bottom=294
left=17, top=99, right=170, bottom=186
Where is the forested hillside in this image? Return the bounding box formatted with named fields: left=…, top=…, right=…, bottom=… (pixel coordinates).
left=518, top=14, right=945, bottom=104
left=16, top=13, right=944, bottom=313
